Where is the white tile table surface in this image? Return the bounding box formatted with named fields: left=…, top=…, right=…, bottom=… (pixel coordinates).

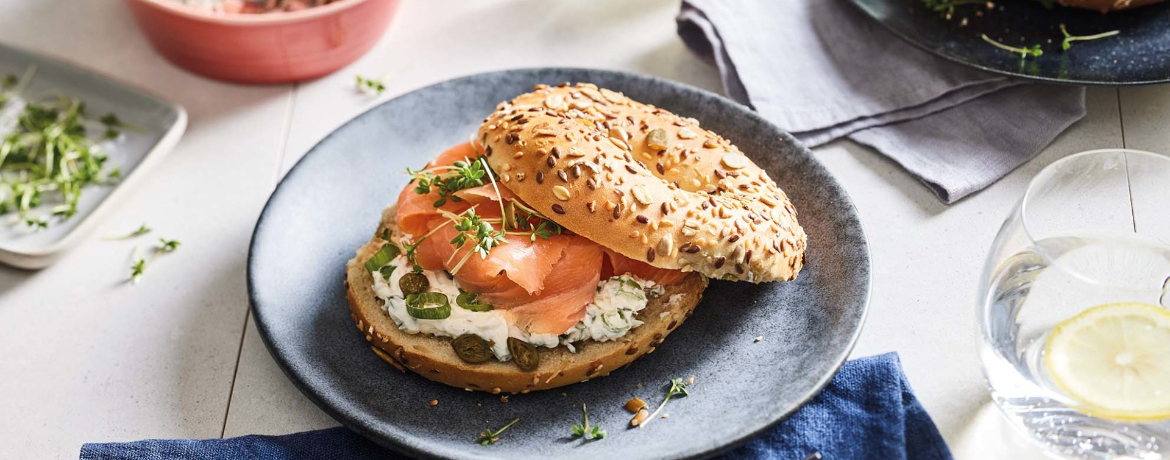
left=0, top=1, right=1163, bottom=459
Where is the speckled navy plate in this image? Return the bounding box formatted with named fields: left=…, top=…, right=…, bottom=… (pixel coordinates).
left=848, top=0, right=1170, bottom=85
left=248, top=68, right=870, bottom=460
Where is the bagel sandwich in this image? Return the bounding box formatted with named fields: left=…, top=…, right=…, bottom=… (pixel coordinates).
left=345, top=83, right=807, bottom=394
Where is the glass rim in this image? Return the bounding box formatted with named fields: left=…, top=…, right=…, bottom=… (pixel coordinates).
left=1019, top=148, right=1170, bottom=291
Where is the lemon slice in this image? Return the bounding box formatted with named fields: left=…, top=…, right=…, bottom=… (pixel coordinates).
left=1045, top=302, right=1170, bottom=422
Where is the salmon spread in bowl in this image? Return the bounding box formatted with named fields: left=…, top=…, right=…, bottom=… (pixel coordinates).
left=166, top=0, right=346, bottom=14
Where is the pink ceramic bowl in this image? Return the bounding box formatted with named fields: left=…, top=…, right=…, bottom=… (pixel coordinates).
left=124, top=0, right=399, bottom=84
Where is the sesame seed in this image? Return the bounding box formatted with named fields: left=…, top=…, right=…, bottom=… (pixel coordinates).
left=636, top=215, right=649, bottom=224
left=656, top=162, right=665, bottom=174
left=536, top=171, right=544, bottom=184
left=551, top=204, right=566, bottom=214
left=625, top=164, right=638, bottom=174
left=587, top=200, right=597, bottom=212
left=646, top=247, right=656, bottom=262
left=547, top=156, right=556, bottom=168
left=714, top=257, right=726, bottom=268
left=612, top=203, right=623, bottom=219
left=728, top=234, right=740, bottom=243
left=557, top=169, right=569, bottom=182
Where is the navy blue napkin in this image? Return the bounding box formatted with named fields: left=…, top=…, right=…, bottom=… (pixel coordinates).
left=81, top=353, right=953, bottom=460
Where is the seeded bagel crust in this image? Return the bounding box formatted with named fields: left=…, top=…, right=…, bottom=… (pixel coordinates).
left=344, top=206, right=708, bottom=394
left=476, top=83, right=806, bottom=283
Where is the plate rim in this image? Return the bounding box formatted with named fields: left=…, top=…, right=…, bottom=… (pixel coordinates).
left=845, top=0, right=1170, bottom=87
left=247, top=67, right=872, bottom=460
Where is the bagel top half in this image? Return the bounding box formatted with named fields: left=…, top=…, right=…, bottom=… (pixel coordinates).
left=477, top=83, right=806, bottom=283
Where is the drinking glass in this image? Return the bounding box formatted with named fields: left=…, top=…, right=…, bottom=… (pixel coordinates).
left=979, top=149, right=1170, bottom=459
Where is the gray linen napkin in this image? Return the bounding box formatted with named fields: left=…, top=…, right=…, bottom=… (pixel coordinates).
left=677, top=0, right=1087, bottom=203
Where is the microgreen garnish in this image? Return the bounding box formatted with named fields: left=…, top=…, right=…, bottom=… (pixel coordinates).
left=398, top=213, right=462, bottom=272
left=981, top=34, right=1043, bottom=59
left=99, top=113, right=126, bottom=140
left=449, top=208, right=506, bottom=259
left=157, top=238, right=181, bottom=253
left=407, top=158, right=488, bottom=207
left=437, top=206, right=506, bottom=275
left=127, top=238, right=181, bottom=284
left=130, top=247, right=146, bottom=284
left=0, top=65, right=122, bottom=227
left=478, top=157, right=509, bottom=231
left=639, top=377, right=691, bottom=429
left=406, top=153, right=564, bottom=270
left=355, top=75, right=387, bottom=95
left=105, top=223, right=151, bottom=240
left=506, top=201, right=563, bottom=242
left=402, top=238, right=426, bottom=272
left=477, top=418, right=519, bottom=446
left=570, top=403, right=606, bottom=441
left=1060, top=24, right=1120, bottom=51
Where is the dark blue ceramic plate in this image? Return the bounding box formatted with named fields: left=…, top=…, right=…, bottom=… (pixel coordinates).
left=848, top=0, right=1170, bottom=85
left=248, top=69, right=870, bottom=460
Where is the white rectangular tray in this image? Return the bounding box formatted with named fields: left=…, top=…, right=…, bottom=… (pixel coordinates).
left=0, top=43, right=186, bottom=269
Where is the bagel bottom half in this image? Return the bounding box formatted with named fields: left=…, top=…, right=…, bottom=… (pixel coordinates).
left=344, top=207, right=709, bottom=394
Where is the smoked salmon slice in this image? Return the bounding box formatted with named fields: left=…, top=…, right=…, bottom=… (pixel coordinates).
left=501, top=237, right=603, bottom=334
left=604, top=250, right=691, bottom=286
left=395, top=142, right=484, bottom=235
left=413, top=217, right=570, bottom=296
left=394, top=142, right=685, bottom=335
